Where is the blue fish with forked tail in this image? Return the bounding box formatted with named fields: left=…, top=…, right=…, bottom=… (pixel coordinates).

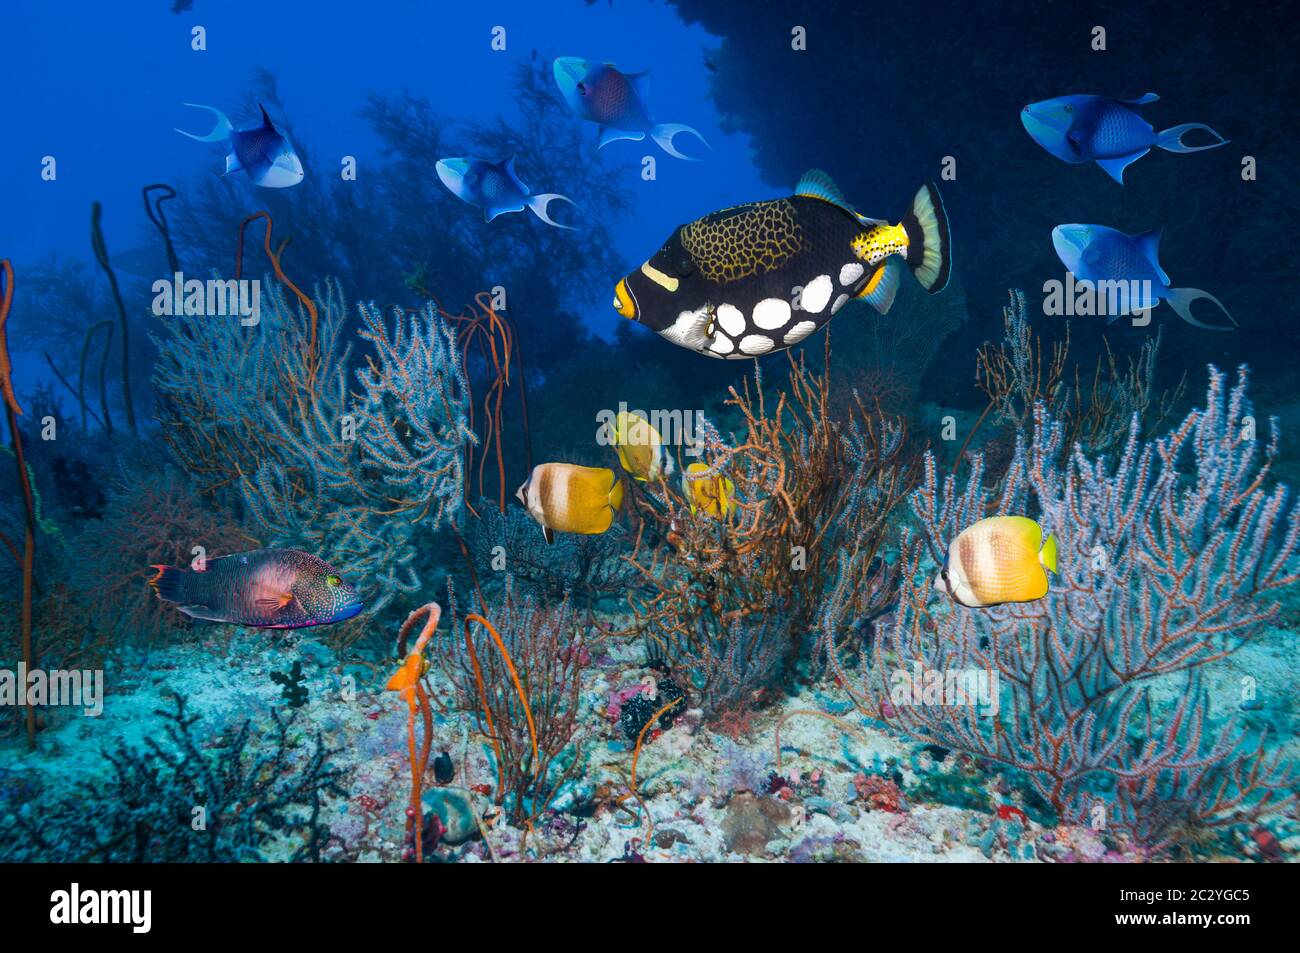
left=553, top=57, right=709, bottom=160
left=1051, top=223, right=1236, bottom=330
left=436, top=156, right=576, bottom=230
left=1021, top=93, right=1228, bottom=184
left=175, top=103, right=304, bottom=188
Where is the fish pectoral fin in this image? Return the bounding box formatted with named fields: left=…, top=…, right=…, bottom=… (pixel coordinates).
left=223, top=152, right=245, bottom=176
left=857, top=261, right=901, bottom=314
left=1095, top=149, right=1148, bottom=185
left=254, top=592, right=294, bottom=611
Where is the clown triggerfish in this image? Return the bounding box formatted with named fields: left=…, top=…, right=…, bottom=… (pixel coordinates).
left=148, top=548, right=363, bottom=628
left=614, top=170, right=951, bottom=359
left=935, top=517, right=1057, bottom=609
left=175, top=103, right=305, bottom=188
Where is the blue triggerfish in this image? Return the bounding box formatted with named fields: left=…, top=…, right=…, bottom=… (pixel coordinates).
left=1052, top=223, right=1236, bottom=330
left=1021, top=93, right=1227, bottom=184
left=553, top=57, right=709, bottom=160
left=935, top=516, right=1057, bottom=609
left=614, top=169, right=951, bottom=359
left=148, top=549, right=363, bottom=628
left=175, top=103, right=305, bottom=188
left=436, top=156, right=576, bottom=230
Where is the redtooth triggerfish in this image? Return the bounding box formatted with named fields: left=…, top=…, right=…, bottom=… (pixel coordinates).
left=175, top=103, right=305, bottom=188
left=1051, top=223, right=1236, bottom=330
left=1021, top=93, right=1227, bottom=185
left=435, top=155, right=576, bottom=229
left=552, top=57, right=709, bottom=161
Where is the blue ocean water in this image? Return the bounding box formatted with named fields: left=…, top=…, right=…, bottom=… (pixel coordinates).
left=0, top=0, right=1296, bottom=868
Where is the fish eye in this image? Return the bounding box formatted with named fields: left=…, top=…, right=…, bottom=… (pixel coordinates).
left=326, top=575, right=341, bottom=588
left=1063, top=104, right=1073, bottom=113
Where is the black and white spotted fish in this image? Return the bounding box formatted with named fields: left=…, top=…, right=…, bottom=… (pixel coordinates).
left=613, top=170, right=951, bottom=359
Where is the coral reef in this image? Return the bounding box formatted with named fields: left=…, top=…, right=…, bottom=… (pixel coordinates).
left=626, top=340, right=918, bottom=720
left=464, top=495, right=638, bottom=610
left=970, top=290, right=1186, bottom=464
left=438, top=580, right=587, bottom=828
left=834, top=362, right=1299, bottom=853
left=1, top=694, right=347, bottom=862
left=153, top=274, right=473, bottom=632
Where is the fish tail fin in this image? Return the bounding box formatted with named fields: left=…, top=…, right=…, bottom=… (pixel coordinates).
left=650, top=123, right=711, bottom=161
left=1039, top=534, right=1058, bottom=575
left=174, top=103, right=234, bottom=143
left=901, top=182, right=952, bottom=293
left=527, top=193, right=577, bottom=230
left=1164, top=287, right=1238, bottom=330
left=148, top=564, right=188, bottom=603
left=609, top=477, right=625, bottom=513
left=1156, top=122, right=1229, bottom=154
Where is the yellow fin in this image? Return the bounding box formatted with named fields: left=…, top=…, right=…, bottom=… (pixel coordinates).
left=614, top=443, right=635, bottom=476
left=608, top=477, right=624, bottom=512
left=1040, top=533, right=1058, bottom=575
left=856, top=261, right=901, bottom=314
left=717, top=476, right=735, bottom=519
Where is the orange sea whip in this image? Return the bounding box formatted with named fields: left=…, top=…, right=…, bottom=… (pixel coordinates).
left=438, top=291, right=532, bottom=515
left=626, top=696, right=685, bottom=845
left=0, top=260, right=37, bottom=748
left=386, top=603, right=442, bottom=863
left=234, top=211, right=319, bottom=390
left=462, top=612, right=537, bottom=797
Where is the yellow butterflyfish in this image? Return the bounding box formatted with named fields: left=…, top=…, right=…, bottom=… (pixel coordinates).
left=935, top=516, right=1058, bottom=608
left=516, top=463, right=624, bottom=545
left=608, top=410, right=673, bottom=482
left=681, top=462, right=734, bottom=519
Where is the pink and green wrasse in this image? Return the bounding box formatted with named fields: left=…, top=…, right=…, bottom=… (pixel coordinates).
left=148, top=548, right=363, bottom=629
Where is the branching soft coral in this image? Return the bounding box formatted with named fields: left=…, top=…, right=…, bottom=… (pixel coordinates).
left=833, top=362, right=1299, bottom=854
left=154, top=276, right=474, bottom=630
left=438, top=579, right=586, bottom=828
left=625, top=339, right=919, bottom=719
left=72, top=465, right=256, bottom=642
